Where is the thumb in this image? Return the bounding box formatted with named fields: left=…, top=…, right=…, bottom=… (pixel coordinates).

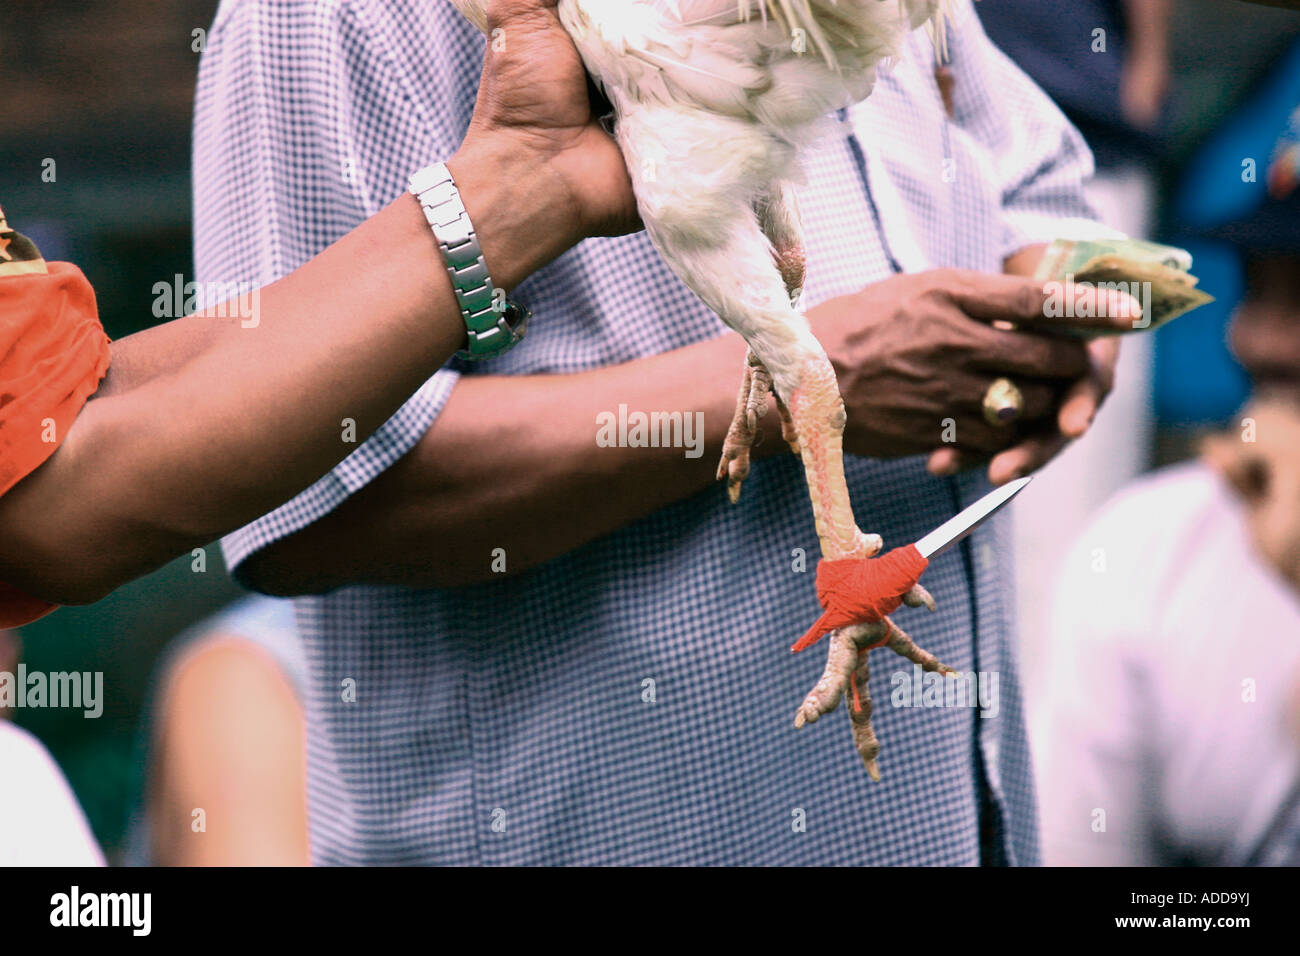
left=483, top=0, right=559, bottom=27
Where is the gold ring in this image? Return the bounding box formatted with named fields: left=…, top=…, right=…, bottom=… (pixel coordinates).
left=982, top=377, right=1025, bottom=426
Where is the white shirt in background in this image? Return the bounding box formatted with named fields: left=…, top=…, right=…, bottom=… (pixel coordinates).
left=0, top=721, right=105, bottom=866
left=1035, top=461, right=1300, bottom=865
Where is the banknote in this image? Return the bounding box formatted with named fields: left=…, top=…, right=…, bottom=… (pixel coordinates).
left=1033, top=238, right=1214, bottom=336
left=1034, top=237, right=1194, bottom=278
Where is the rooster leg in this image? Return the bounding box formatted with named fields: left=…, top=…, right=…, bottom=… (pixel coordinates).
left=716, top=351, right=773, bottom=503
left=752, top=184, right=874, bottom=558
left=848, top=644, right=882, bottom=781
left=757, top=180, right=952, bottom=771
left=756, top=181, right=807, bottom=303
left=775, top=394, right=800, bottom=457
left=782, top=346, right=881, bottom=561
left=715, top=184, right=807, bottom=502
left=686, top=230, right=952, bottom=774
left=619, top=105, right=948, bottom=772
left=757, top=183, right=805, bottom=457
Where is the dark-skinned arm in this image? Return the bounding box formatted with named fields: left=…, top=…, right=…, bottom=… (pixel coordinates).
left=237, top=267, right=1136, bottom=595
left=0, top=0, right=640, bottom=606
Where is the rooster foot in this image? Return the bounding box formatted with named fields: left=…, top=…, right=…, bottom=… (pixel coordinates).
left=793, top=612, right=954, bottom=780
left=716, top=351, right=798, bottom=502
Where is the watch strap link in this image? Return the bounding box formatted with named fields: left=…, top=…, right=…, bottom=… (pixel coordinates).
left=408, top=163, right=528, bottom=359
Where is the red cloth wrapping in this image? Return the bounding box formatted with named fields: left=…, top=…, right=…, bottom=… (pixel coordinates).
left=791, top=543, right=929, bottom=652
left=0, top=260, right=111, bottom=627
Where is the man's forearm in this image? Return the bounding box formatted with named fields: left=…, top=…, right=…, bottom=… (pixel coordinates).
left=243, top=252, right=1097, bottom=595
left=238, top=329, right=784, bottom=593
left=0, top=156, right=586, bottom=605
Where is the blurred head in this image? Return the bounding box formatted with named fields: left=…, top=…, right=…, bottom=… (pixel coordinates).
left=1204, top=259, right=1300, bottom=591
left=1230, top=255, right=1300, bottom=405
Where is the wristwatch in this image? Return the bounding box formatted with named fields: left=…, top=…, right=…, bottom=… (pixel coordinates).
left=408, top=162, right=530, bottom=360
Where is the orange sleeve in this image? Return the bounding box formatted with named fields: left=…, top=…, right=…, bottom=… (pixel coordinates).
left=0, top=208, right=112, bottom=626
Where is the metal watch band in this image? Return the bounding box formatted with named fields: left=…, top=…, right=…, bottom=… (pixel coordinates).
left=408, top=162, right=528, bottom=360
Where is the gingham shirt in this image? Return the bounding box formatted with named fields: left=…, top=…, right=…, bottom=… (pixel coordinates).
left=196, top=0, right=1102, bottom=865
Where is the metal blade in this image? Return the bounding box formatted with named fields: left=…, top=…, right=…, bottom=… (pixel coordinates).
left=914, top=476, right=1032, bottom=559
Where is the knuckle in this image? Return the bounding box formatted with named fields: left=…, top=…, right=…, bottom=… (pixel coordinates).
left=930, top=267, right=961, bottom=288
left=928, top=268, right=968, bottom=302
left=1045, top=341, right=1088, bottom=376
left=914, top=284, right=951, bottom=316
left=1015, top=283, right=1044, bottom=320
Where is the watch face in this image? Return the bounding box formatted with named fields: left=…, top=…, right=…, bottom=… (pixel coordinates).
left=505, top=301, right=530, bottom=341
left=457, top=301, right=530, bottom=361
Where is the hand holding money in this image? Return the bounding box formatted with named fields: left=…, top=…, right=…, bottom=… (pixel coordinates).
left=1033, top=237, right=1215, bottom=336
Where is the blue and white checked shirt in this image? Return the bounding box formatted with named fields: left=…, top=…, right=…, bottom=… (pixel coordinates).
left=195, top=0, right=1103, bottom=865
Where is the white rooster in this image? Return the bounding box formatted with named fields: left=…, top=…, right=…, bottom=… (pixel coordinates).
left=450, top=0, right=956, bottom=778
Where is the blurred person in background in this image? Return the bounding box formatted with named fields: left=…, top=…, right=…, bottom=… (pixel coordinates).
left=0, top=627, right=105, bottom=865
left=976, top=0, right=1173, bottom=692
left=1037, top=172, right=1300, bottom=865
left=123, top=596, right=307, bottom=866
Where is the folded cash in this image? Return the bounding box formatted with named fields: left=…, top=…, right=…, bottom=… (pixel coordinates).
left=1033, top=237, right=1215, bottom=336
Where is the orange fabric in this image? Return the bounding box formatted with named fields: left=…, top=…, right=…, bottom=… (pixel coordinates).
left=0, top=579, right=58, bottom=628
left=0, top=260, right=111, bottom=627
left=791, top=544, right=929, bottom=652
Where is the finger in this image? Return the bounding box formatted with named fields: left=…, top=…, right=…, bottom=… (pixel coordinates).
left=488, top=0, right=559, bottom=18
left=925, top=413, right=1036, bottom=463
left=967, top=325, right=1090, bottom=381
left=940, top=369, right=1059, bottom=421
left=1057, top=338, right=1119, bottom=439
left=990, top=379, right=1057, bottom=423
left=927, top=380, right=1061, bottom=477
left=927, top=446, right=967, bottom=476
left=480, top=1, right=542, bottom=34
left=988, top=430, right=1071, bottom=485
left=1037, top=282, right=1144, bottom=334
left=942, top=270, right=1142, bottom=333
left=939, top=271, right=1053, bottom=324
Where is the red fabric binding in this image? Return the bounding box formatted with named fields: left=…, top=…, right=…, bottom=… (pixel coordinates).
left=791, top=544, right=929, bottom=652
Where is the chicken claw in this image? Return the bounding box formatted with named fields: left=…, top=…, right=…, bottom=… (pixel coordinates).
left=717, top=363, right=769, bottom=502
left=902, top=583, right=937, bottom=612
left=794, top=614, right=956, bottom=778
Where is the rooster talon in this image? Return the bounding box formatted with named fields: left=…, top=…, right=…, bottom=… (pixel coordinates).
left=903, top=583, right=937, bottom=613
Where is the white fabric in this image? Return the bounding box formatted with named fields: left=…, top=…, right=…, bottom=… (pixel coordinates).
left=0, top=722, right=105, bottom=866
left=1035, top=461, right=1300, bottom=865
